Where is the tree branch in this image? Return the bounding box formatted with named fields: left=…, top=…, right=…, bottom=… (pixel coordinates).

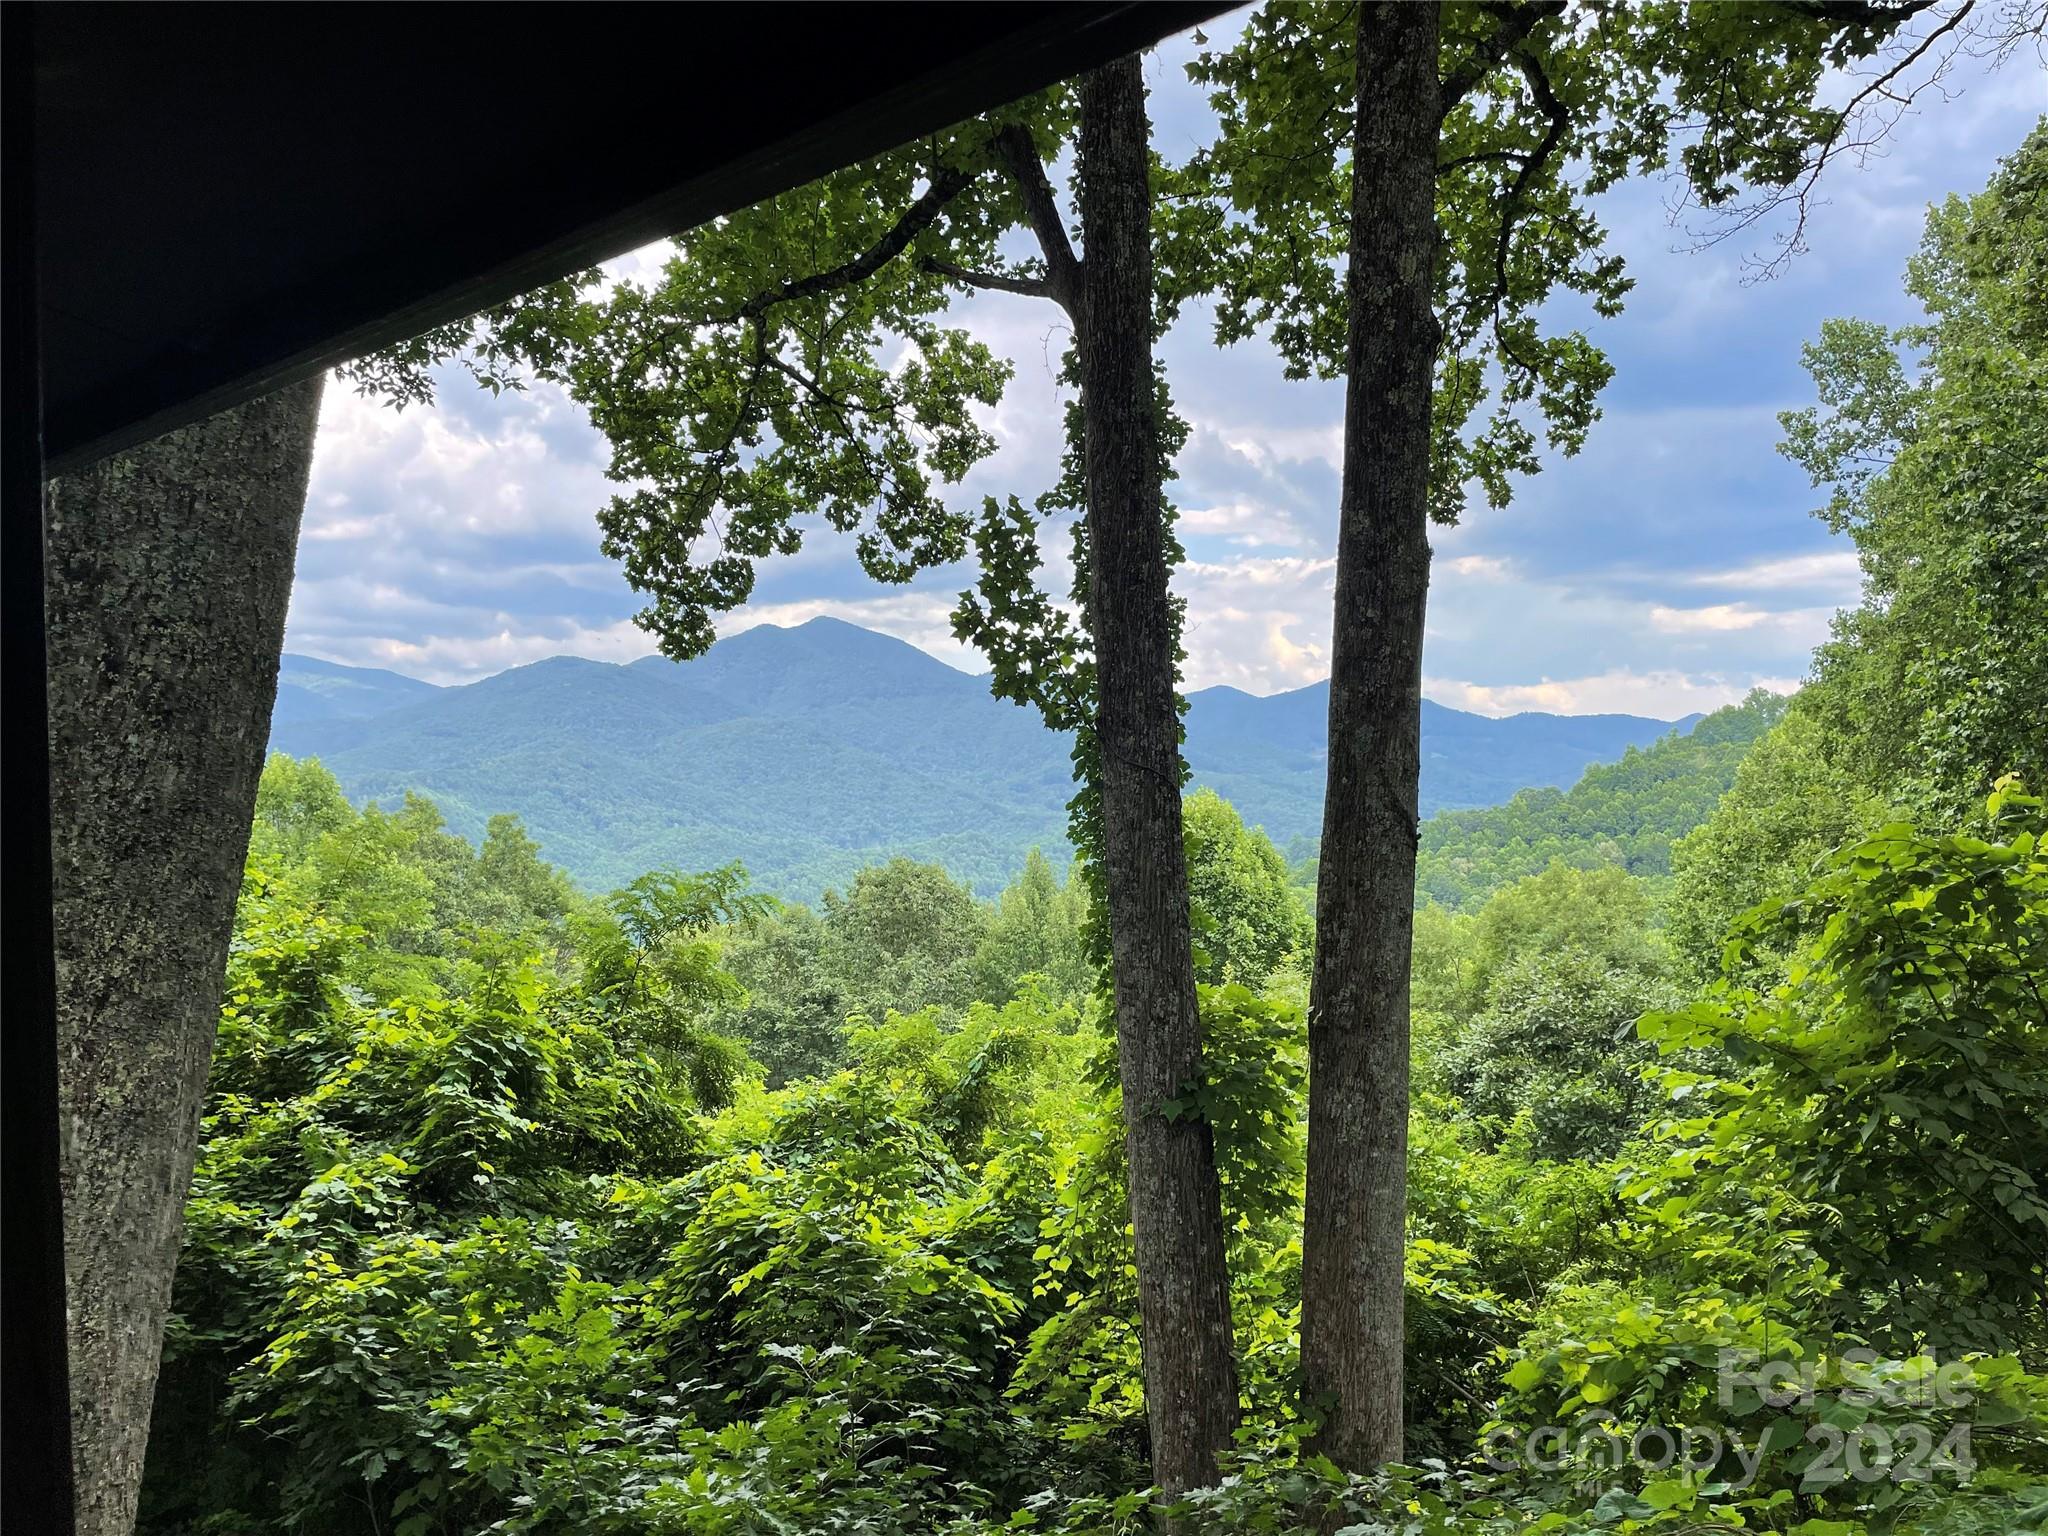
left=1687, top=0, right=1977, bottom=278
left=1442, top=41, right=1572, bottom=382
left=731, top=162, right=977, bottom=323
left=1439, top=0, right=1566, bottom=118
left=919, top=256, right=1054, bottom=299
left=1437, top=146, right=1534, bottom=177
left=1493, top=44, right=1571, bottom=305
left=992, top=122, right=1086, bottom=323
left=677, top=317, right=772, bottom=539
left=617, top=159, right=980, bottom=384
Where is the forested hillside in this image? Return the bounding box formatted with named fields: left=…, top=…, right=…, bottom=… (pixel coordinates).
left=270, top=654, right=440, bottom=725
left=271, top=618, right=1687, bottom=896
left=1408, top=691, right=1789, bottom=910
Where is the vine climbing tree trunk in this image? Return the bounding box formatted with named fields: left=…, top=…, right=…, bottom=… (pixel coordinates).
left=1300, top=0, right=1441, bottom=1471
left=1076, top=54, right=1240, bottom=1499
left=46, top=377, right=324, bottom=1536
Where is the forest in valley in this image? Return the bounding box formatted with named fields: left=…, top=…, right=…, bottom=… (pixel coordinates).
left=130, top=121, right=2047, bottom=1536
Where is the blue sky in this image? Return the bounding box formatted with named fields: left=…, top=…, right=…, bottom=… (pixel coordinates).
left=286, top=12, right=2045, bottom=718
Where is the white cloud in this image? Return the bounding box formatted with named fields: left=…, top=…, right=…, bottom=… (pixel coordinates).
left=1650, top=602, right=1836, bottom=642
left=1426, top=669, right=1800, bottom=720
left=1650, top=602, right=1773, bottom=633
left=1689, top=548, right=1863, bottom=594
left=307, top=375, right=615, bottom=544
left=1182, top=554, right=1336, bottom=589
left=1175, top=557, right=1336, bottom=693
left=1179, top=499, right=1308, bottom=548
left=342, top=618, right=658, bottom=684
left=1442, top=553, right=1513, bottom=581
left=301, top=512, right=397, bottom=543
left=1220, top=422, right=1345, bottom=474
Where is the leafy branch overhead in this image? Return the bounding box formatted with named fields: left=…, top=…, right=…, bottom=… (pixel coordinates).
left=1174, top=0, right=2020, bottom=524
left=343, top=98, right=1099, bottom=671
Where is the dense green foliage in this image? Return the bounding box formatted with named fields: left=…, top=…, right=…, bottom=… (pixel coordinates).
left=1782, top=122, right=2048, bottom=825
left=1665, top=709, right=1880, bottom=982
left=1643, top=782, right=2048, bottom=1356
left=1183, top=789, right=1310, bottom=987
left=141, top=757, right=1303, bottom=1534
left=1417, top=864, right=1679, bottom=1162
left=145, top=747, right=2048, bottom=1535
left=717, top=855, right=1017, bottom=1088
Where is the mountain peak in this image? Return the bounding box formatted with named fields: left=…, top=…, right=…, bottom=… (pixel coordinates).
left=789, top=614, right=874, bottom=637
left=732, top=614, right=933, bottom=656
left=647, top=614, right=978, bottom=708
left=510, top=654, right=627, bottom=674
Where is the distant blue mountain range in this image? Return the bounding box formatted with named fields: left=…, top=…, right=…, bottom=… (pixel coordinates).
left=270, top=617, right=1699, bottom=898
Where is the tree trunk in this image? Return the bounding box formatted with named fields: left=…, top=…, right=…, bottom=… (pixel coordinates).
left=1076, top=55, right=1241, bottom=1499
left=46, top=377, right=324, bottom=1536
left=1299, top=1, right=1441, bottom=1471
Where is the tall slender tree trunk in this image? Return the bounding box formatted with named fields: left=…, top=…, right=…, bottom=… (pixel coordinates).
left=46, top=378, right=324, bottom=1536
left=1077, top=55, right=1240, bottom=1499
left=1300, top=0, right=1441, bottom=1471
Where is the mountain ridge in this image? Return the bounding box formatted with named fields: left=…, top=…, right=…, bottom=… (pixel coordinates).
left=271, top=617, right=1696, bottom=897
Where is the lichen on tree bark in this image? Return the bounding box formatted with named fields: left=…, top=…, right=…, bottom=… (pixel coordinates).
left=47, top=377, right=324, bottom=1535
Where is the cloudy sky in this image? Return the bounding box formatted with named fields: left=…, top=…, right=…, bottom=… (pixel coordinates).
left=286, top=14, right=2046, bottom=719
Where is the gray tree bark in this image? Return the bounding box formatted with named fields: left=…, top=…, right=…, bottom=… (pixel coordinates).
left=47, top=377, right=324, bottom=1535
left=1076, top=55, right=1241, bottom=1498
left=1300, top=1, right=1441, bottom=1471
